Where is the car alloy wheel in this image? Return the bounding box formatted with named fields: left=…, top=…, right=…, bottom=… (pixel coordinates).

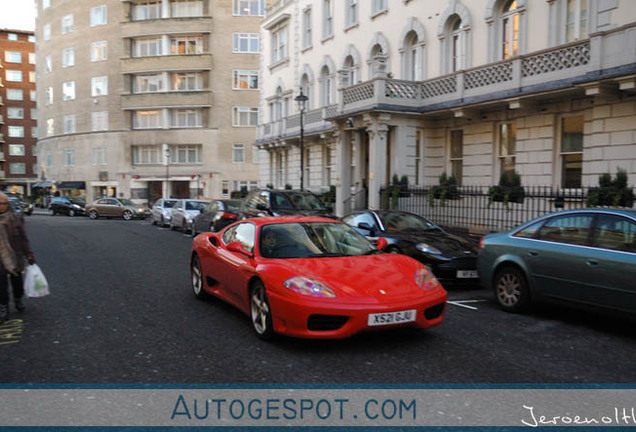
left=494, top=266, right=530, bottom=313
left=123, top=210, right=133, bottom=221
left=69, top=209, right=75, bottom=217
left=250, top=281, right=274, bottom=340
left=191, top=254, right=208, bottom=300
left=89, top=210, right=99, bottom=219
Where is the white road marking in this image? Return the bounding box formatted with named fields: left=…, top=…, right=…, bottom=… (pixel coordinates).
left=447, top=299, right=488, bottom=310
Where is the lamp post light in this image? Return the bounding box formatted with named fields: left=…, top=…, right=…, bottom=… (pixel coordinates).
left=295, top=90, right=308, bottom=191
left=165, top=147, right=171, bottom=198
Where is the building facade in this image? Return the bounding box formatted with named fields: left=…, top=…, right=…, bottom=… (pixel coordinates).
left=36, top=0, right=264, bottom=203
left=0, top=29, right=38, bottom=195
left=256, top=0, right=636, bottom=216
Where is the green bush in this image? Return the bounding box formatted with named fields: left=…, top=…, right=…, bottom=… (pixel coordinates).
left=587, top=168, right=634, bottom=207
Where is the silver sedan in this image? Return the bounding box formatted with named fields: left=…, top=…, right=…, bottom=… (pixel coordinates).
left=150, top=198, right=178, bottom=227
left=169, top=199, right=209, bottom=233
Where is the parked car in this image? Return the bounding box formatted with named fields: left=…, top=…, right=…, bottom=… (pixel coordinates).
left=150, top=198, right=178, bottom=227
left=190, top=216, right=447, bottom=339
left=48, top=196, right=86, bottom=216
left=342, top=210, right=479, bottom=286
left=85, top=197, right=149, bottom=220
left=169, top=199, right=209, bottom=233
left=191, top=199, right=241, bottom=236
left=239, top=189, right=333, bottom=219
left=7, top=196, right=24, bottom=220
left=478, top=208, right=636, bottom=314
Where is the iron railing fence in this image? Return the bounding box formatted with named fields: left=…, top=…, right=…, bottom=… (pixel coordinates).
left=379, top=185, right=635, bottom=234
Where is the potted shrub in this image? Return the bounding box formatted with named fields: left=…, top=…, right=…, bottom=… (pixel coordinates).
left=427, top=172, right=460, bottom=207
left=488, top=170, right=525, bottom=207
left=586, top=168, right=635, bottom=207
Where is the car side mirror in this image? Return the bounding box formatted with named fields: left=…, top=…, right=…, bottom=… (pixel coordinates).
left=376, top=237, right=388, bottom=250
left=227, top=241, right=252, bottom=257
left=256, top=203, right=269, bottom=211
left=358, top=222, right=375, bottom=236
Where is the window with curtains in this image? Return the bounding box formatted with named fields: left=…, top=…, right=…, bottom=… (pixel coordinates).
left=560, top=115, right=584, bottom=188
left=133, top=110, right=163, bottom=129
left=232, top=33, right=259, bottom=53
left=233, top=0, right=264, bottom=16
left=171, top=0, right=203, bottom=17
left=90, top=6, right=107, bottom=26
left=271, top=27, right=288, bottom=64
left=233, top=70, right=259, bottom=90
left=566, top=0, right=588, bottom=42
left=501, top=0, right=519, bottom=60
left=171, top=36, right=204, bottom=55
left=171, top=72, right=203, bottom=91
left=92, top=112, right=109, bottom=131
left=133, top=1, right=161, bottom=20
left=134, top=74, right=163, bottom=93
left=498, top=123, right=517, bottom=180
left=171, top=109, right=202, bottom=128
left=91, top=41, right=107, bottom=62
left=232, top=107, right=258, bottom=126
left=133, top=38, right=162, bottom=57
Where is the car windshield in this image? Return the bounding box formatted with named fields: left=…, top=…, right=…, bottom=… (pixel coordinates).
left=71, top=198, right=85, bottom=205
left=259, top=222, right=376, bottom=259
left=226, top=201, right=240, bottom=212
left=186, top=201, right=207, bottom=211
left=119, top=199, right=134, bottom=206
left=379, top=212, right=438, bottom=232
left=271, top=192, right=327, bottom=211
left=164, top=200, right=177, bottom=208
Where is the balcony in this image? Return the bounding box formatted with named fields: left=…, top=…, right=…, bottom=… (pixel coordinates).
left=121, top=54, right=212, bottom=74
left=121, top=91, right=213, bottom=110
left=258, top=105, right=338, bottom=144
left=121, top=16, right=212, bottom=39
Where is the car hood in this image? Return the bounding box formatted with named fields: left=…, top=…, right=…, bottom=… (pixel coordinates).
left=261, top=253, right=444, bottom=304
left=385, top=229, right=477, bottom=257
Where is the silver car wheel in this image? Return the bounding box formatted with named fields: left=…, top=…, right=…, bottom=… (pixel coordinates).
left=123, top=210, right=133, bottom=221
left=494, top=266, right=530, bottom=312
left=191, top=255, right=208, bottom=299
left=250, top=282, right=273, bottom=340
left=496, top=273, right=521, bottom=307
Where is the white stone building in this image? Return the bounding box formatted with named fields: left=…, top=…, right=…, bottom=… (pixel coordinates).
left=256, top=0, right=636, bottom=216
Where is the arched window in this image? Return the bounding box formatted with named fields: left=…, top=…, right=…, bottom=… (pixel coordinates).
left=404, top=32, right=422, bottom=80
left=501, top=0, right=519, bottom=59
left=343, top=55, right=358, bottom=87
left=272, top=86, right=283, bottom=121
left=300, top=74, right=312, bottom=110
left=319, top=65, right=333, bottom=106
left=566, top=0, right=588, bottom=42
left=450, top=16, right=465, bottom=72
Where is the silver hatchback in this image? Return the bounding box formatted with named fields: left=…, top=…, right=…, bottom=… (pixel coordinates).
left=169, top=199, right=209, bottom=233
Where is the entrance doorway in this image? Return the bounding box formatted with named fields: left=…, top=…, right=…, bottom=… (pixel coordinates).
left=148, top=181, right=162, bottom=204
left=171, top=181, right=190, bottom=198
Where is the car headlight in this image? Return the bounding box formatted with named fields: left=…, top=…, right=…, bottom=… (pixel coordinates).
left=283, top=276, right=336, bottom=298
left=416, top=243, right=441, bottom=255
left=414, top=268, right=441, bottom=291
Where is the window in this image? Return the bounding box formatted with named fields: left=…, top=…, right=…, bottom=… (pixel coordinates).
left=223, top=223, right=256, bottom=252
left=9, top=145, right=25, bottom=156
left=319, top=65, right=333, bottom=106
left=63, top=81, right=76, bottom=101
left=64, top=115, right=76, bottom=134
left=171, top=145, right=202, bottom=164
left=62, top=47, right=75, bottom=67
left=43, top=24, right=51, bottom=41
left=7, top=89, right=23, bottom=101
left=133, top=110, right=163, bottom=129
left=133, top=38, right=162, bottom=57
left=133, top=146, right=162, bottom=164
left=64, top=148, right=75, bottom=167
left=91, top=41, right=107, bottom=61
left=342, top=55, right=358, bottom=87
left=90, top=6, right=107, bottom=26
left=450, top=16, right=465, bottom=72
left=414, top=130, right=423, bottom=186
left=323, top=145, right=332, bottom=185
left=62, top=14, right=74, bottom=34
left=45, top=87, right=53, bottom=105
left=8, top=126, right=24, bottom=138
left=7, top=33, right=17, bottom=41
left=302, top=8, right=312, bottom=49
left=133, top=1, right=161, bottom=20
left=498, top=123, right=517, bottom=181
left=92, top=147, right=108, bottom=165
left=233, top=144, right=245, bottom=163
left=232, top=107, right=258, bottom=126
left=29, top=36, right=36, bottom=43
left=171, top=0, right=203, bottom=18
left=346, top=0, right=358, bottom=28
left=32, top=127, right=39, bottom=138
left=233, top=33, right=259, bottom=53
left=171, top=72, right=203, bottom=91
left=171, top=36, right=204, bottom=55
left=560, top=116, right=583, bottom=188
left=372, top=0, right=387, bottom=15
left=92, top=76, right=108, bottom=96
left=47, top=119, right=55, bottom=136
left=233, top=0, right=264, bottom=16
left=92, top=111, right=109, bottom=131
left=8, top=108, right=24, bottom=119
left=171, top=109, right=202, bottom=128
left=42, top=0, right=50, bottom=9
left=134, top=74, right=163, bottom=93
left=501, top=0, right=519, bottom=59
left=594, top=214, right=636, bottom=253
left=30, top=90, right=36, bottom=102
left=271, top=27, right=287, bottom=63
left=538, top=214, right=593, bottom=246
left=28, top=53, right=35, bottom=64
left=449, top=130, right=463, bottom=186
left=5, top=70, right=22, bottom=82
left=31, top=109, right=38, bottom=120
left=233, top=70, right=259, bottom=90
left=322, top=0, right=333, bottom=39
left=5, top=51, right=21, bottom=63
left=10, top=163, right=26, bottom=175
left=566, top=0, right=588, bottom=42
left=29, top=71, right=36, bottom=82
left=45, top=55, right=52, bottom=73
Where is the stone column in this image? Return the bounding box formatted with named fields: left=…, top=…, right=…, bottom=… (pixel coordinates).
left=365, top=113, right=390, bottom=210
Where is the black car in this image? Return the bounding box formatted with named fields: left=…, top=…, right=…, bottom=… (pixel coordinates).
left=49, top=196, right=86, bottom=216
left=342, top=210, right=479, bottom=286
left=191, top=199, right=241, bottom=236
left=239, top=189, right=333, bottom=219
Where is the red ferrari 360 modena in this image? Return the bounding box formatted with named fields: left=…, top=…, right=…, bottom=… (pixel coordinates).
left=190, top=216, right=447, bottom=340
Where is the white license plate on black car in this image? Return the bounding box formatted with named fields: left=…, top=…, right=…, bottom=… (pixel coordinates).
left=367, top=309, right=416, bottom=326
left=457, top=270, right=479, bottom=278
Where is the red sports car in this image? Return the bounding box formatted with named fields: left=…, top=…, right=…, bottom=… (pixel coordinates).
left=190, top=216, right=447, bottom=340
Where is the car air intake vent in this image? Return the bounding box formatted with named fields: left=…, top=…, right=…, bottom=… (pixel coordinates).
left=424, top=303, right=445, bottom=320
left=307, top=315, right=349, bottom=331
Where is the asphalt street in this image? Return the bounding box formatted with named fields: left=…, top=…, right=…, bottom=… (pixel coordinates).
left=1, top=213, right=635, bottom=383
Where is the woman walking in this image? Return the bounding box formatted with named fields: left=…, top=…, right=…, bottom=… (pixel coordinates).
left=0, top=193, right=35, bottom=323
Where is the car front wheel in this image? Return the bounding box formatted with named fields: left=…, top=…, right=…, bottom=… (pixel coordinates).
left=49, top=209, right=56, bottom=216
left=123, top=210, right=133, bottom=221
left=69, top=209, right=75, bottom=217
left=494, top=266, right=530, bottom=313
left=89, top=210, right=99, bottom=220
left=250, top=281, right=274, bottom=340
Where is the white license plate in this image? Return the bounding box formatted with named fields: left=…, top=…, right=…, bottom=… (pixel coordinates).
left=367, top=309, right=416, bottom=327
left=457, top=270, right=479, bottom=279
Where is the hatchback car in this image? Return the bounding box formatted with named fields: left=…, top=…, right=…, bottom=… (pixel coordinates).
left=49, top=196, right=86, bottom=216
left=239, top=189, right=333, bottom=219
left=343, top=210, right=479, bottom=286
left=190, top=216, right=447, bottom=339
left=150, top=198, right=178, bottom=227
left=85, top=197, right=149, bottom=220
left=169, top=199, right=209, bottom=233
left=478, top=208, right=636, bottom=314
left=191, top=199, right=241, bottom=236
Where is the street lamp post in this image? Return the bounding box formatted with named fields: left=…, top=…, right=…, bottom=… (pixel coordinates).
left=165, top=147, right=171, bottom=198
left=295, top=90, right=308, bottom=191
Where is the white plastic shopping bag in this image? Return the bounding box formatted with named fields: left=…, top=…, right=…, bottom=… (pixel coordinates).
left=24, top=264, right=50, bottom=297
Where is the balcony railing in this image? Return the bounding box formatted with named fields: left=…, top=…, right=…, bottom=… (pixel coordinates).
left=258, top=105, right=337, bottom=142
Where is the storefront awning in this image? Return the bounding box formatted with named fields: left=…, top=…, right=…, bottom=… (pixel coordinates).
left=57, top=181, right=86, bottom=189
left=32, top=181, right=54, bottom=188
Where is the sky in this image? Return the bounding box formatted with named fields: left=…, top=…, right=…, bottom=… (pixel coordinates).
left=0, top=0, right=36, bottom=31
